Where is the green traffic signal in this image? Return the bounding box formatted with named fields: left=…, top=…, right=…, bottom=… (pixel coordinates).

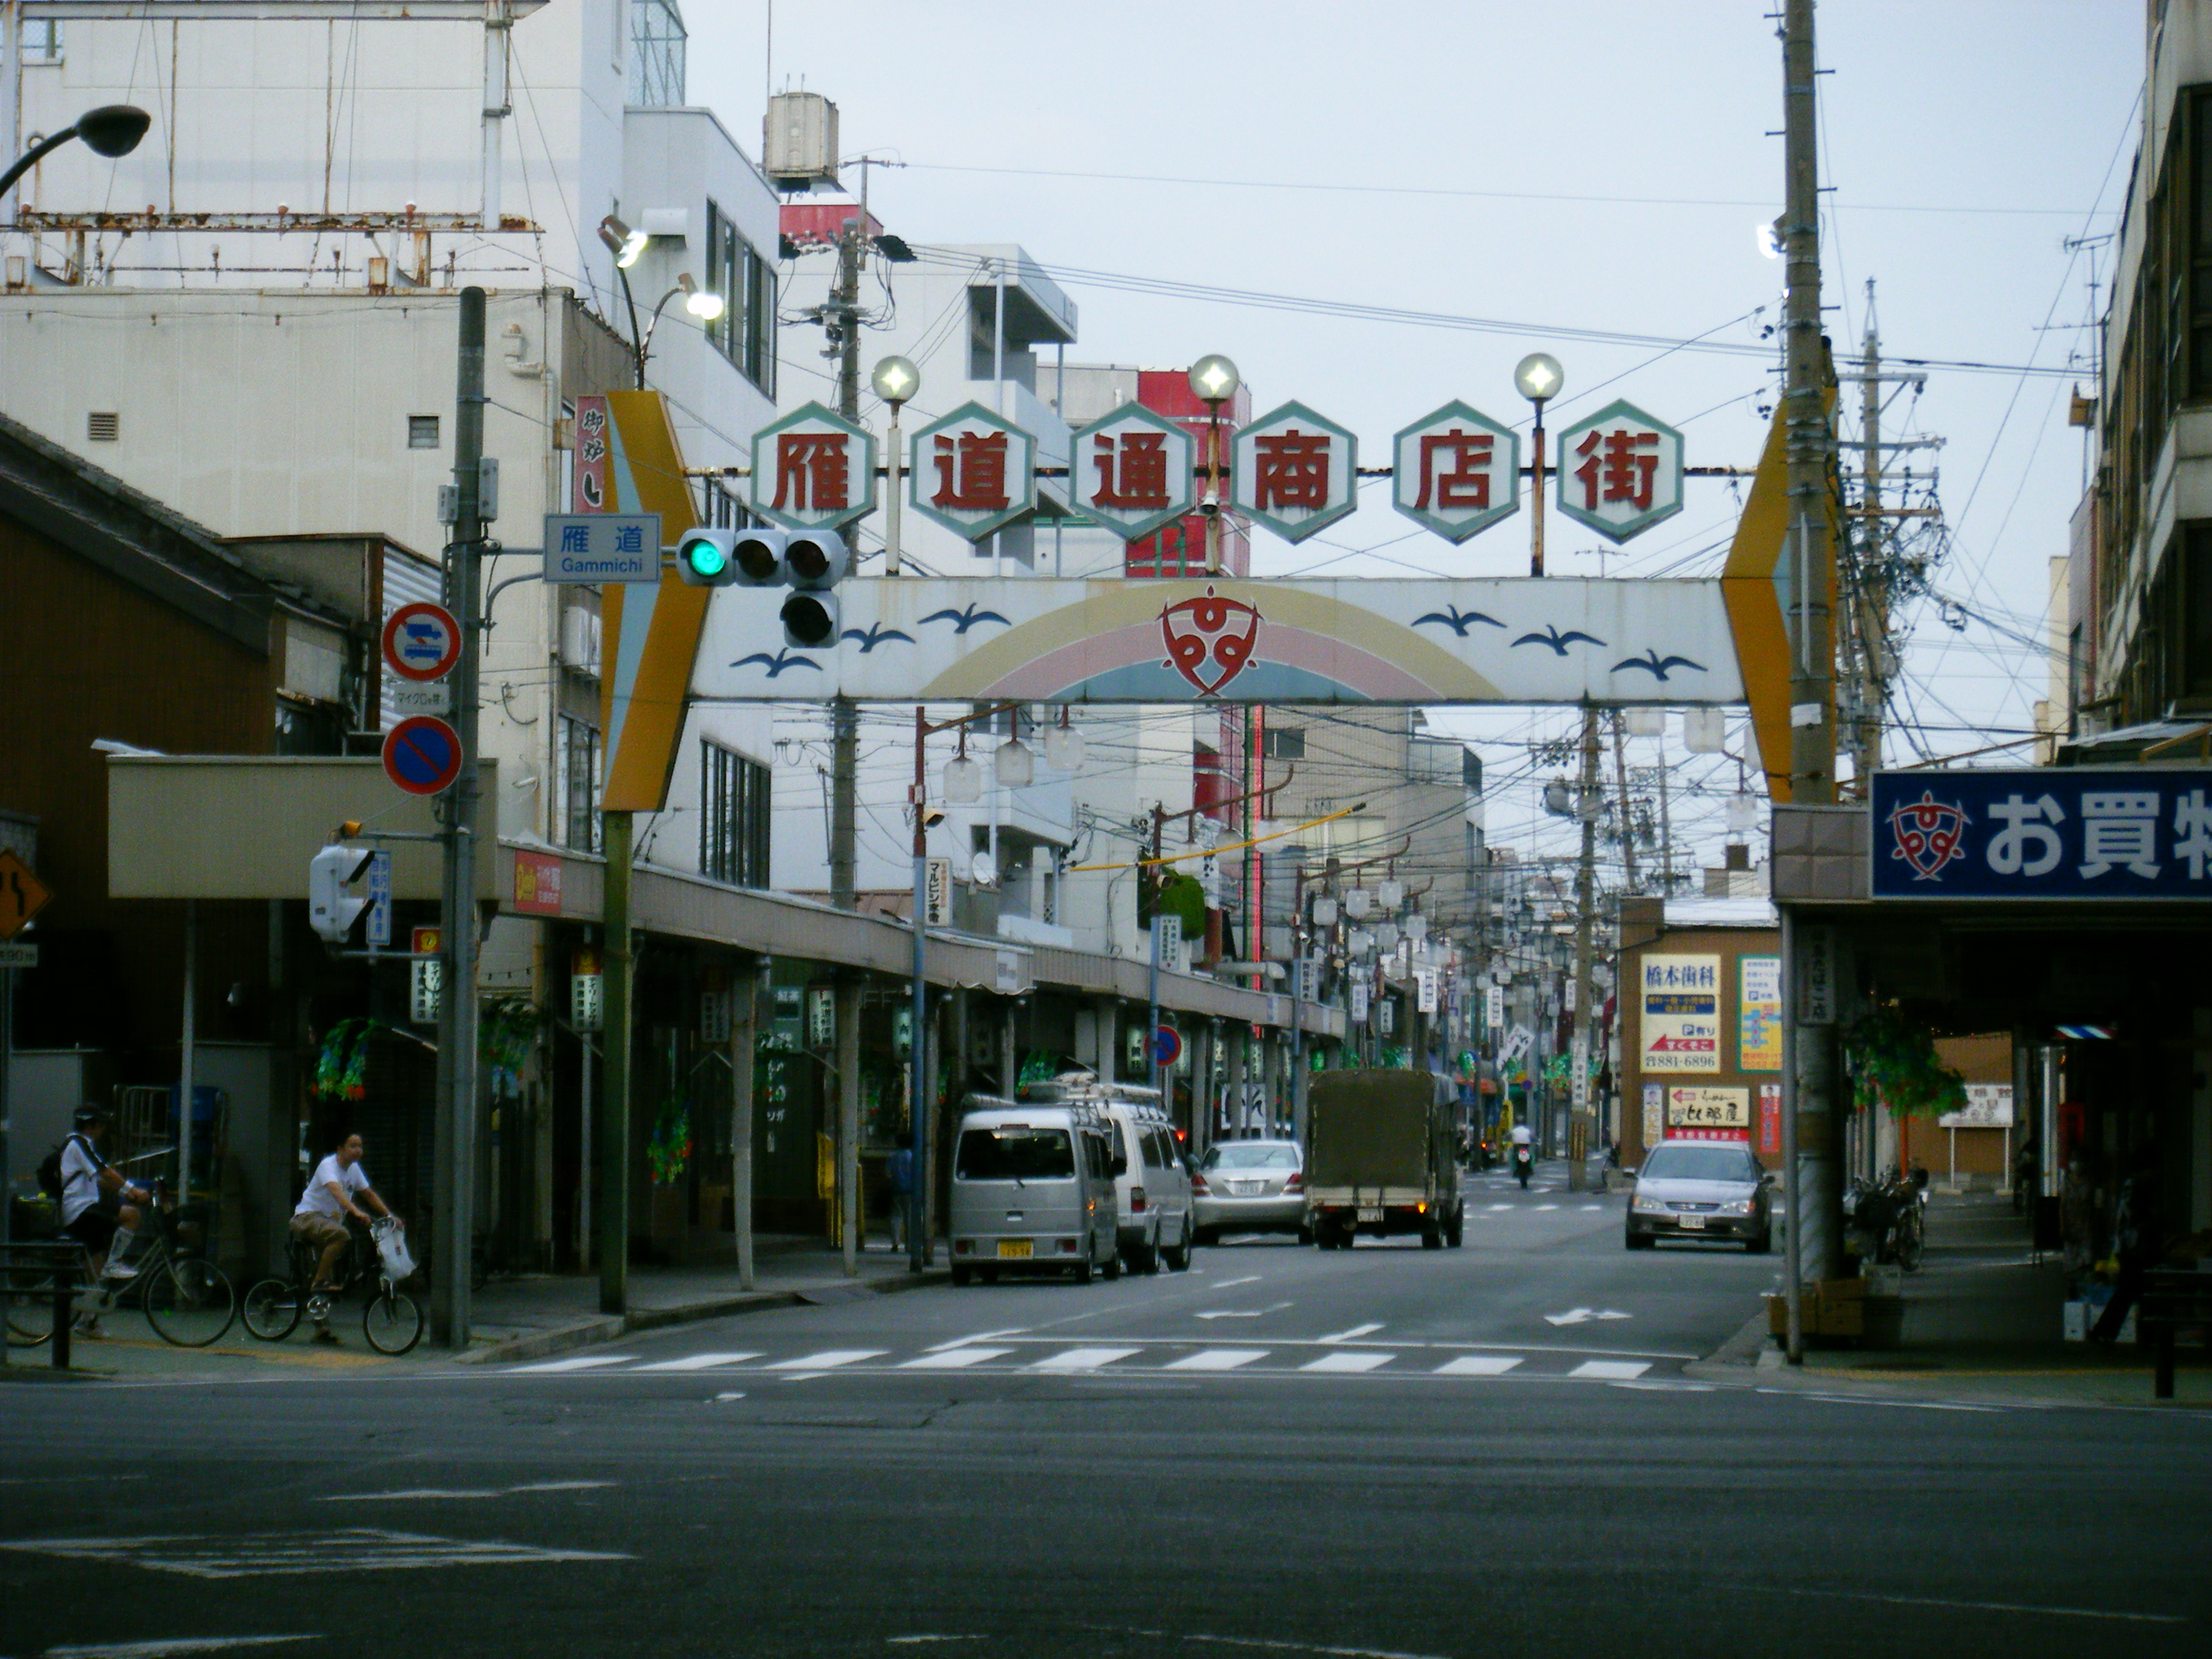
left=676, top=529, right=737, bottom=586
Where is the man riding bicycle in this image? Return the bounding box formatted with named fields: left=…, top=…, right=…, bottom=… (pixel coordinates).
left=291, top=1132, right=399, bottom=1345
left=58, top=1104, right=151, bottom=1334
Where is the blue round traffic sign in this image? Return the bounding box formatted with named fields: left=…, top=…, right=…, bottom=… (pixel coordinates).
left=1152, top=1025, right=1183, bottom=1067
left=383, top=716, right=464, bottom=796
left=383, top=602, right=462, bottom=682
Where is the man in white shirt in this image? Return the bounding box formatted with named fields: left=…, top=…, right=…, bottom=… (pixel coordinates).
left=292, top=1132, right=398, bottom=1342
left=1509, top=1122, right=1534, bottom=1149
left=60, top=1106, right=151, bottom=1320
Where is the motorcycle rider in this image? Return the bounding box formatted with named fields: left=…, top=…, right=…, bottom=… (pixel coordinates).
left=1510, top=1119, right=1535, bottom=1189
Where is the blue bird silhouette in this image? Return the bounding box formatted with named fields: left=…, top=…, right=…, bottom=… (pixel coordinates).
left=1412, top=605, right=1507, bottom=636
left=1511, top=624, right=1607, bottom=656
left=730, top=648, right=821, bottom=678
left=918, top=604, right=1011, bottom=634
left=839, top=623, right=916, bottom=653
left=1612, top=649, right=1706, bottom=681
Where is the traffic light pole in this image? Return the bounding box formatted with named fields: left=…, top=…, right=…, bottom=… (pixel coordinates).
left=432, top=287, right=487, bottom=1349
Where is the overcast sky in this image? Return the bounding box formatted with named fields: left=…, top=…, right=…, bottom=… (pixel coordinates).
left=688, top=2, right=2140, bottom=876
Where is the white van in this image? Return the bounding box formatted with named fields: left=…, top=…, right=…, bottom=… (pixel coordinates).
left=1017, top=1077, right=1195, bottom=1273
left=947, top=1096, right=1122, bottom=1286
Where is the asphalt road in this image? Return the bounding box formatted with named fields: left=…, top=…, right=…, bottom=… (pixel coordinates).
left=2, top=1179, right=2205, bottom=1659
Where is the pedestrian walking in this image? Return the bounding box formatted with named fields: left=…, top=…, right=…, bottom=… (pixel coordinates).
left=2013, top=1132, right=2039, bottom=1215
left=886, top=1130, right=916, bottom=1252
left=2089, top=1148, right=2163, bottom=1345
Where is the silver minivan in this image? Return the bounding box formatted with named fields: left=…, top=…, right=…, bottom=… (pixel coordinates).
left=947, top=1097, right=1122, bottom=1285
left=1018, top=1078, right=1195, bottom=1273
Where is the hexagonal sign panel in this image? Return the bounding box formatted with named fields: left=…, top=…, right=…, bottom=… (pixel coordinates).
left=1391, top=401, right=1520, bottom=544
left=1073, top=403, right=1196, bottom=541
left=1230, top=400, right=1357, bottom=544
left=1554, top=398, right=1683, bottom=544
left=749, top=401, right=877, bottom=530
left=909, top=401, right=1037, bottom=542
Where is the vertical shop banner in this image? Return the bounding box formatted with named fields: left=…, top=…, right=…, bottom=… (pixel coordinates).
left=1757, top=1084, right=1782, bottom=1158
left=1641, top=1083, right=1664, bottom=1149
left=1739, top=955, right=1782, bottom=1071
left=1641, top=953, right=1721, bottom=1073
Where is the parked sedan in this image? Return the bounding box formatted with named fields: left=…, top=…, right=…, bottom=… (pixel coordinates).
left=1626, top=1142, right=1773, bottom=1252
left=1191, top=1139, right=1309, bottom=1244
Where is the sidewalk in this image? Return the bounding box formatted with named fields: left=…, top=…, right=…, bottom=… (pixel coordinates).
left=1692, top=1189, right=2211, bottom=1409
left=2, top=1236, right=947, bottom=1384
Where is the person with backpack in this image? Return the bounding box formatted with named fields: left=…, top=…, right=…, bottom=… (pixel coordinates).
left=53, top=1105, right=150, bottom=1330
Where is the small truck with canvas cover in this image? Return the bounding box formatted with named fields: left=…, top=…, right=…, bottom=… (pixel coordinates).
left=1305, top=1069, right=1463, bottom=1250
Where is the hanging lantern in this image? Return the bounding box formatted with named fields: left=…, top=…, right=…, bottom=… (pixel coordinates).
left=994, top=737, right=1034, bottom=788
left=1043, top=716, right=1085, bottom=773
left=1726, top=794, right=1760, bottom=834
left=1349, top=928, right=1374, bottom=956
left=943, top=736, right=982, bottom=803
left=1624, top=708, right=1665, bottom=737
left=1682, top=708, right=1726, bottom=754
left=1311, top=896, right=1339, bottom=928
left=1345, top=888, right=1372, bottom=920
left=1375, top=920, right=1401, bottom=951
left=1406, top=913, right=1429, bottom=944
left=1378, top=878, right=1404, bottom=911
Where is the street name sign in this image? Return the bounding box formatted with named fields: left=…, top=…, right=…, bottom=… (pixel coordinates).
left=544, top=512, right=662, bottom=583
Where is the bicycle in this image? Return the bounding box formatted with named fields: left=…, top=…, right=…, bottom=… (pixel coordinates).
left=242, top=1217, right=423, bottom=1355
left=4, top=1181, right=237, bottom=1349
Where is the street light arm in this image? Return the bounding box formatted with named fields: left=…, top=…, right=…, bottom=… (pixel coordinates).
left=0, top=126, right=87, bottom=203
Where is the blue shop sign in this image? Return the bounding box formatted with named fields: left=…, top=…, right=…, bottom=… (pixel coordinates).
left=1870, top=769, right=2212, bottom=900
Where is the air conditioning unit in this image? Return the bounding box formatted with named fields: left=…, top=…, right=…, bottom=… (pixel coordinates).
left=560, top=607, right=602, bottom=676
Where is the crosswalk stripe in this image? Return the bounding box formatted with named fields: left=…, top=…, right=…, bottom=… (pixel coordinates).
left=1535, top=1204, right=1559, bottom=1212
left=633, top=1352, right=762, bottom=1372
left=1568, top=1359, right=1651, bottom=1380
left=506, top=1355, right=635, bottom=1373
left=1488, top=1203, right=1513, bottom=1212
left=1299, top=1351, right=1393, bottom=1374
left=1580, top=1204, right=1603, bottom=1211
left=1433, top=1355, right=1523, bottom=1376
left=898, top=1347, right=1015, bottom=1370
left=1030, top=1346, right=1142, bottom=1371
left=1166, top=1348, right=1269, bottom=1372
left=764, top=1350, right=885, bottom=1371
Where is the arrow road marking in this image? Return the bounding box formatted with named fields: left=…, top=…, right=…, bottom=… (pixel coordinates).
left=1544, top=1308, right=1633, bottom=1327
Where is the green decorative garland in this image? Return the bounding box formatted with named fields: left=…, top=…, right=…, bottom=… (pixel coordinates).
left=1844, top=1006, right=1967, bottom=1118
left=312, top=1018, right=377, bottom=1101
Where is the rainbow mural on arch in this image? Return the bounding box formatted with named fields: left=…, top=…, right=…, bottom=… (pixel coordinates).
left=691, top=576, right=1744, bottom=708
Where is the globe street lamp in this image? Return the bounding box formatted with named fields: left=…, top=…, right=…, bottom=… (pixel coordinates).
left=1188, top=353, right=1240, bottom=575
left=1, top=104, right=151, bottom=203
left=872, top=354, right=920, bottom=573
left=1514, top=352, right=1565, bottom=577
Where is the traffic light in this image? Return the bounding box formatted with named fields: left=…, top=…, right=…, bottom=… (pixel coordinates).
left=780, top=528, right=847, bottom=649
left=675, top=527, right=738, bottom=586
left=309, top=843, right=375, bottom=944
left=731, top=526, right=787, bottom=585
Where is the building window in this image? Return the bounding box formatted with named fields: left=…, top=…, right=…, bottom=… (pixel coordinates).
left=699, top=741, right=771, bottom=886
left=558, top=714, right=602, bottom=855
left=26, top=21, right=60, bottom=63
left=408, top=415, right=440, bottom=450
left=705, top=199, right=777, bottom=396
left=628, top=0, right=686, bottom=106
left=85, top=411, right=118, bottom=443
left=1262, top=726, right=1305, bottom=760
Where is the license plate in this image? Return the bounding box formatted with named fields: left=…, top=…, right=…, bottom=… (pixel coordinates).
left=1357, top=1207, right=1383, bottom=1222
left=1675, top=1214, right=1706, bottom=1231
left=1229, top=1181, right=1263, bottom=1195
left=997, top=1239, right=1033, bottom=1259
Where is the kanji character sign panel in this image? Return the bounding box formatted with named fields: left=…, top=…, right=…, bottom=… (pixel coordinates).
left=1231, top=401, right=1357, bottom=544
left=1074, top=403, right=1195, bottom=540
left=1555, top=398, right=1684, bottom=544
left=750, top=402, right=877, bottom=530
left=909, top=401, right=1037, bottom=541
left=1392, top=401, right=1519, bottom=544
left=1870, top=769, right=2212, bottom=900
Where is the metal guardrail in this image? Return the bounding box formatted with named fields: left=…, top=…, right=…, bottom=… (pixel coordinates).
left=3, top=1242, right=86, bottom=1370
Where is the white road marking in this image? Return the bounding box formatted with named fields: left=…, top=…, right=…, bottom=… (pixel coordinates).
left=1300, top=1351, right=1394, bottom=1374
left=0, top=1530, right=628, bottom=1579
left=1544, top=1307, right=1633, bottom=1326
left=1316, top=1322, right=1383, bottom=1344
left=319, top=1481, right=613, bottom=1502
left=1432, top=1355, right=1523, bottom=1376
left=1750, top=1584, right=2186, bottom=1624
left=898, top=1347, right=1015, bottom=1370
left=1535, top=1204, right=1560, bottom=1212
left=504, top=1355, right=634, bottom=1374
left=1791, top=1393, right=2006, bottom=1414
left=924, top=1327, right=1026, bottom=1353
left=633, top=1352, right=762, bottom=1373
left=764, top=1349, right=884, bottom=1371
left=1568, top=1359, right=1651, bottom=1380
left=1487, top=1203, right=1513, bottom=1212
left=43, top=1640, right=319, bottom=1657
left=1029, top=1346, right=1141, bottom=1371
left=1210, top=1275, right=1263, bottom=1289
left=1118, top=1628, right=1449, bottom=1659
left=1194, top=1303, right=1291, bottom=1320
left=1166, top=1349, right=1269, bottom=1372
left=711, top=1392, right=745, bottom=1401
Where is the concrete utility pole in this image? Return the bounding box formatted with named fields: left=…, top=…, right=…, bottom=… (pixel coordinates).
left=433, top=287, right=487, bottom=1348
left=1779, top=0, right=1843, bottom=1326
left=1609, top=711, right=1639, bottom=895
left=1568, top=708, right=1601, bottom=1189
left=828, top=207, right=863, bottom=1274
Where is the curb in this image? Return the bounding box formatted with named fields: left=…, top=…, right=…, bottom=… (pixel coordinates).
left=451, top=1267, right=952, bottom=1368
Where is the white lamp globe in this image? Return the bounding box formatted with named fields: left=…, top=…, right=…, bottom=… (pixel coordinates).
left=1514, top=351, right=1564, bottom=405
left=1311, top=897, right=1339, bottom=928
left=1406, top=914, right=1429, bottom=944
left=1345, top=888, right=1372, bottom=920
left=1378, top=878, right=1405, bottom=911
left=943, top=754, right=982, bottom=803
left=994, top=737, right=1034, bottom=788
left=1044, top=723, right=1085, bottom=773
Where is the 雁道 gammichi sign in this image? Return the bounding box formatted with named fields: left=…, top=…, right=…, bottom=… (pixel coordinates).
left=750, top=402, right=876, bottom=530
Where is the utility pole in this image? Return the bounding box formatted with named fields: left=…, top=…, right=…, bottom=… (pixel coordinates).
left=827, top=202, right=863, bottom=1273
left=433, top=287, right=487, bottom=1348
left=1609, top=711, right=1639, bottom=895
left=1568, top=708, right=1601, bottom=1189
